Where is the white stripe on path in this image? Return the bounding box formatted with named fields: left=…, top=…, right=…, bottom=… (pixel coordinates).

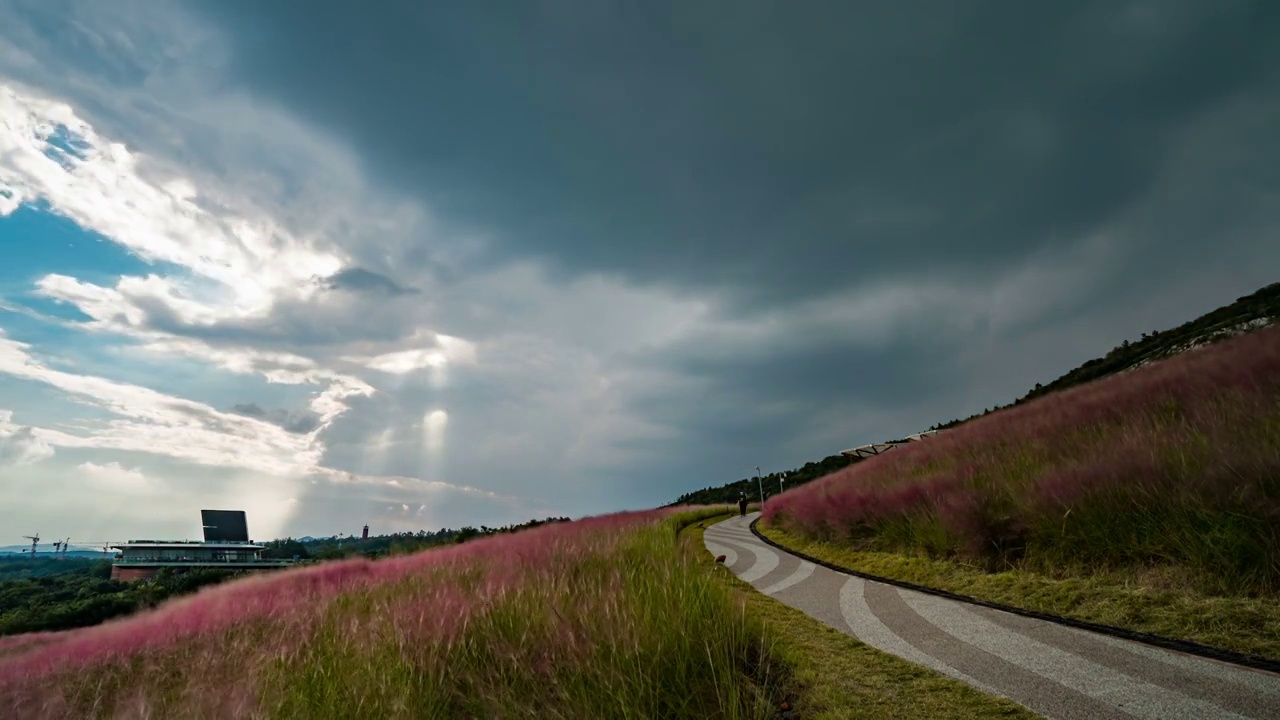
left=1084, top=632, right=1280, bottom=699
left=760, top=560, right=815, bottom=596
left=837, top=576, right=999, bottom=695
left=710, top=527, right=758, bottom=542
left=704, top=542, right=738, bottom=568
left=899, top=590, right=1252, bottom=720
left=707, top=533, right=780, bottom=583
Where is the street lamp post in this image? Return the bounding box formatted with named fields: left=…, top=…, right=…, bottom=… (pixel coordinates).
left=756, top=466, right=763, bottom=505
left=779, top=472, right=786, bottom=495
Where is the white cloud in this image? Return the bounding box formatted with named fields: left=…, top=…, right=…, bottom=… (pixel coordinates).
left=0, top=7, right=729, bottom=528
left=0, top=330, right=320, bottom=475
left=0, top=83, right=433, bottom=439
left=357, top=348, right=449, bottom=374
left=0, top=81, right=711, bottom=513
left=78, top=460, right=149, bottom=491
left=0, top=84, right=345, bottom=317
left=348, top=333, right=477, bottom=375
left=0, top=416, right=54, bottom=466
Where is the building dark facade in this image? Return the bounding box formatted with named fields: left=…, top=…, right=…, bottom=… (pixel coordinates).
left=110, top=510, right=294, bottom=582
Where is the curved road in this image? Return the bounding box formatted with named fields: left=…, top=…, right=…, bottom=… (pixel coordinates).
left=706, top=513, right=1280, bottom=720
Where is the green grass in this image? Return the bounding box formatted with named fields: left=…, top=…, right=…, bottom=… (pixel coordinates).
left=10, top=507, right=1123, bottom=718
left=263, top=508, right=787, bottom=720
left=758, top=522, right=1280, bottom=662
left=5, top=508, right=799, bottom=720
left=681, top=516, right=1038, bottom=719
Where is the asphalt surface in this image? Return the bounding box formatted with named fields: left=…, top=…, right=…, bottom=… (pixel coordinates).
left=705, top=513, right=1280, bottom=720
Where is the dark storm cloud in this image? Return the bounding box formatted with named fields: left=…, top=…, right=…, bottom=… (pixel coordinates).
left=196, top=0, right=1278, bottom=307
left=229, top=403, right=322, bottom=434
left=612, top=329, right=962, bottom=494
left=125, top=283, right=417, bottom=348
left=1, top=1, right=160, bottom=88
left=323, top=267, right=417, bottom=296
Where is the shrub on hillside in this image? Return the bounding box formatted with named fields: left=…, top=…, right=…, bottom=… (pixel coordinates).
left=764, top=325, right=1280, bottom=594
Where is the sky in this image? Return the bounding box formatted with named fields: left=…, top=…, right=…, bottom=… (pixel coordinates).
left=0, top=0, right=1277, bottom=544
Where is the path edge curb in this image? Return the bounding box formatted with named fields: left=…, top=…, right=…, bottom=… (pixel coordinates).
left=747, top=516, right=1280, bottom=676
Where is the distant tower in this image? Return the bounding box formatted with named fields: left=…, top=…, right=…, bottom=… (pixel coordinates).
left=362, top=524, right=369, bottom=540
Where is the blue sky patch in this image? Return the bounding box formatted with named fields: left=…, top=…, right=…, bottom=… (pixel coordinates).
left=0, top=204, right=156, bottom=290
left=0, top=203, right=318, bottom=421
left=43, top=123, right=92, bottom=161
left=0, top=204, right=194, bottom=322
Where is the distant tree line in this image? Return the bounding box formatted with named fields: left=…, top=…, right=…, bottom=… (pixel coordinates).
left=0, top=556, right=241, bottom=636
left=262, top=516, right=573, bottom=563
left=668, top=453, right=858, bottom=507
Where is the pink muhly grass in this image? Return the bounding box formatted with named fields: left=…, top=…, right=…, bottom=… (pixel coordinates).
left=0, top=506, right=671, bottom=692
left=383, top=584, right=475, bottom=646
left=1030, top=459, right=1129, bottom=514
left=769, top=324, right=1280, bottom=588
left=0, top=632, right=61, bottom=658
left=0, top=500, right=943, bottom=713
left=260, top=510, right=741, bottom=717
left=933, top=492, right=983, bottom=546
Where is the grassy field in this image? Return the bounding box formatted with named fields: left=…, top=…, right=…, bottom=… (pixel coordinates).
left=0, top=507, right=788, bottom=719
left=0, top=504, right=1052, bottom=719
left=681, top=515, right=1037, bottom=719
left=762, top=324, right=1280, bottom=658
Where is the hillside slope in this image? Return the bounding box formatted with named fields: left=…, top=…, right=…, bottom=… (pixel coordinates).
left=762, top=323, right=1280, bottom=658
left=674, top=281, right=1278, bottom=506
left=0, top=508, right=788, bottom=719
left=0, top=508, right=1036, bottom=719
left=931, top=280, right=1279, bottom=429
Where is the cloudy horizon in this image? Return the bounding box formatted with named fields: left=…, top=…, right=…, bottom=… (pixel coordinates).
left=1, top=0, right=1277, bottom=543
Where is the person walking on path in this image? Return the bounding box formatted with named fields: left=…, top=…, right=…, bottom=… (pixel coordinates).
left=738, top=492, right=748, bottom=517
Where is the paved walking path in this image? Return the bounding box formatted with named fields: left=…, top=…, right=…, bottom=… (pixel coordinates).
left=706, top=513, right=1280, bottom=720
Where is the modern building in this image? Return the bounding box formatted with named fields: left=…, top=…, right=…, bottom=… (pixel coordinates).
left=110, top=509, right=294, bottom=582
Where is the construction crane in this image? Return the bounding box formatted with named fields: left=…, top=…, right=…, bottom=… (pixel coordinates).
left=68, top=540, right=123, bottom=559
left=22, top=534, right=39, bottom=557
left=61, top=537, right=71, bottom=560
